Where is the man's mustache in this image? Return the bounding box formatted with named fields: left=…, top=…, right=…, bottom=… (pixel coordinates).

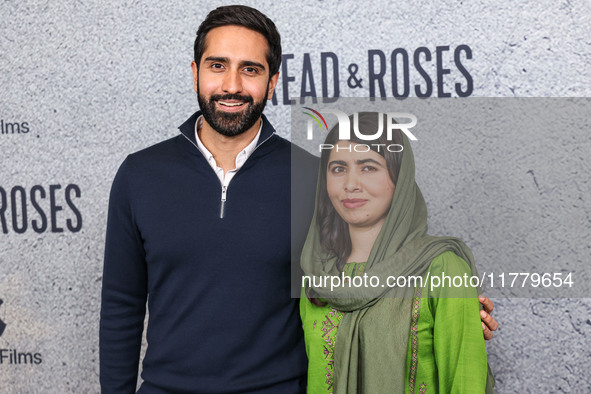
left=210, top=94, right=254, bottom=104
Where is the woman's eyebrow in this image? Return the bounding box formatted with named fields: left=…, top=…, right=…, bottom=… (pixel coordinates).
left=328, top=160, right=348, bottom=167
left=355, top=158, right=383, bottom=166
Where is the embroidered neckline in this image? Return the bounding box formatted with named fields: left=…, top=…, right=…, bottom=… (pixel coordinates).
left=409, top=287, right=423, bottom=393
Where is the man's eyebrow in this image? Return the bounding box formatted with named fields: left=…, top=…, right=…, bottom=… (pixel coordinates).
left=203, top=56, right=228, bottom=63
left=239, top=60, right=266, bottom=70
left=355, top=158, right=383, bottom=166
left=202, top=57, right=266, bottom=71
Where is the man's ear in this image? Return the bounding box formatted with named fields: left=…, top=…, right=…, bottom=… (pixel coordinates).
left=267, top=72, right=279, bottom=100
left=191, top=61, right=199, bottom=93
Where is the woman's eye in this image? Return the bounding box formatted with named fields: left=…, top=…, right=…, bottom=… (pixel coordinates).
left=331, top=166, right=346, bottom=174
left=362, top=166, right=377, bottom=172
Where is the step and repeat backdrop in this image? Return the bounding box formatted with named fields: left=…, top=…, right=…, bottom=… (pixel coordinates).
left=1, top=0, right=590, bottom=392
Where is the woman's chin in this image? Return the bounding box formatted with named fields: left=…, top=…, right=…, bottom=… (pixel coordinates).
left=344, top=217, right=387, bottom=232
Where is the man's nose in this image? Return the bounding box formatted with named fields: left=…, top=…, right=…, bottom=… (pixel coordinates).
left=222, top=69, right=243, bottom=94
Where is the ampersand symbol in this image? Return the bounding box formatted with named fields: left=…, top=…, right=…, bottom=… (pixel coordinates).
left=347, top=63, right=363, bottom=89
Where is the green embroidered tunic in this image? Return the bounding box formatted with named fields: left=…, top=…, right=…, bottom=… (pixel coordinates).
left=300, top=251, right=488, bottom=393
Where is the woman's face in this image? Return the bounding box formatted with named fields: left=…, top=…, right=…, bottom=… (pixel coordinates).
left=326, top=141, right=395, bottom=230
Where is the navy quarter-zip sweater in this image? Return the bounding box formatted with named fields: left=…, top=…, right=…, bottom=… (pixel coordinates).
left=100, top=112, right=318, bottom=393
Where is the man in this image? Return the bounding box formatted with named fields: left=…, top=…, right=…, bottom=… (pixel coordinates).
left=100, top=5, right=497, bottom=393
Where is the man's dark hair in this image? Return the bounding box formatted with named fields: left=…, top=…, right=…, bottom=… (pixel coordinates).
left=194, top=5, right=282, bottom=76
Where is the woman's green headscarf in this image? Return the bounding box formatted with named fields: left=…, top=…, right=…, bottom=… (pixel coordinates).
left=300, top=112, right=494, bottom=393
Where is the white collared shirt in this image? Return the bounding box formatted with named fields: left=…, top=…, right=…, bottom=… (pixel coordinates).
left=194, top=115, right=262, bottom=188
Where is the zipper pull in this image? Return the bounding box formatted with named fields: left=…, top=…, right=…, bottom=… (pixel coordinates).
left=220, top=185, right=227, bottom=219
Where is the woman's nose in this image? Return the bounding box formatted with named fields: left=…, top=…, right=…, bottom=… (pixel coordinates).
left=344, top=172, right=361, bottom=192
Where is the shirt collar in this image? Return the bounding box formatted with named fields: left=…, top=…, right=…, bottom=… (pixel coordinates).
left=194, top=115, right=262, bottom=169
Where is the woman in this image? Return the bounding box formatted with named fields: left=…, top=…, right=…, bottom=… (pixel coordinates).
left=300, top=112, right=494, bottom=393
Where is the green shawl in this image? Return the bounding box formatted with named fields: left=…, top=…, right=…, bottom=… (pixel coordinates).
left=300, top=115, right=494, bottom=393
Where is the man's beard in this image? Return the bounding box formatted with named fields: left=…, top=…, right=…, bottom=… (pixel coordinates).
left=197, top=87, right=268, bottom=137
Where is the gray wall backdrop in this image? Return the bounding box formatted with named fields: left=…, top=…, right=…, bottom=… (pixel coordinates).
left=1, top=0, right=590, bottom=392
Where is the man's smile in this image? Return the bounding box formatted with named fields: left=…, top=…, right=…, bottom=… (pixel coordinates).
left=216, top=100, right=248, bottom=111
left=218, top=101, right=244, bottom=107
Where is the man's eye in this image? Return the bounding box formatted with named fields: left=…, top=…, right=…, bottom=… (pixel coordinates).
left=244, top=67, right=258, bottom=73
left=211, top=63, right=224, bottom=69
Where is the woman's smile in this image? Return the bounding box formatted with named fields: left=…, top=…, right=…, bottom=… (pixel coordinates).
left=342, top=198, right=368, bottom=209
